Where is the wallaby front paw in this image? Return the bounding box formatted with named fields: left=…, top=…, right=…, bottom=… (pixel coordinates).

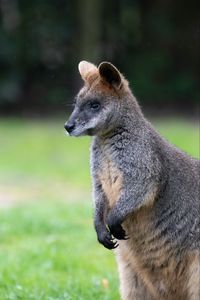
left=97, top=230, right=118, bottom=250
left=107, top=215, right=128, bottom=240
left=109, top=222, right=127, bottom=240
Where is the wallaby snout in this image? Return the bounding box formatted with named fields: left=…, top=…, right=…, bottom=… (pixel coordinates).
left=64, top=121, right=75, bottom=134
left=64, top=108, right=80, bottom=135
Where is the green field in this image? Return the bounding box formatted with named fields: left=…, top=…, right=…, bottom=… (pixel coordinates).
left=0, top=117, right=199, bottom=300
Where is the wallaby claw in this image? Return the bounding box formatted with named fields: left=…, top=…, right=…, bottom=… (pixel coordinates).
left=108, top=222, right=127, bottom=240
left=97, top=230, right=118, bottom=250
left=113, top=242, right=119, bottom=249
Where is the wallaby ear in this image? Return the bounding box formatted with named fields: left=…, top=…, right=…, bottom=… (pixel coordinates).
left=78, top=61, right=98, bottom=82
left=98, top=62, right=122, bottom=88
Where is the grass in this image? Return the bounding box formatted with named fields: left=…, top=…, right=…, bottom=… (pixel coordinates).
left=0, top=201, right=119, bottom=300
left=0, top=118, right=91, bottom=188
left=0, top=117, right=199, bottom=300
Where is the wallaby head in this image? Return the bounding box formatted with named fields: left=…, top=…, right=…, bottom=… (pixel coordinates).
left=64, top=61, right=139, bottom=137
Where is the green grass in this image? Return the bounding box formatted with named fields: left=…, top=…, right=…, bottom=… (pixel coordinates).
left=0, top=118, right=91, bottom=188
left=0, top=117, right=199, bottom=300
left=151, top=118, right=199, bottom=158
left=0, top=201, right=119, bottom=300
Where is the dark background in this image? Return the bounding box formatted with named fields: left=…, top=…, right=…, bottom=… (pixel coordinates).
left=0, top=0, right=199, bottom=116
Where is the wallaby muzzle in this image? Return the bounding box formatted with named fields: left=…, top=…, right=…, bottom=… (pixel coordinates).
left=64, top=110, right=77, bottom=134
left=64, top=122, right=75, bottom=134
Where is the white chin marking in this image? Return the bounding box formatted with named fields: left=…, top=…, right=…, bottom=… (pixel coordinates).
left=65, top=130, right=70, bottom=136
left=70, top=130, right=86, bottom=137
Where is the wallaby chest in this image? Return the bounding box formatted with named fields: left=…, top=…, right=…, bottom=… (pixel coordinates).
left=92, top=139, right=123, bottom=208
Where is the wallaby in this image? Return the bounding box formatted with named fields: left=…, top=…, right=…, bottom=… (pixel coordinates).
left=64, top=61, right=200, bottom=300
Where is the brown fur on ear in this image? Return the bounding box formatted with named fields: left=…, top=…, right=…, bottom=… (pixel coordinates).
left=98, top=62, right=122, bottom=88
left=78, top=61, right=98, bottom=83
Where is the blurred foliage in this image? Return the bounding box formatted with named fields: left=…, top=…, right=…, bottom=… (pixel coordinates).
left=0, top=0, right=199, bottom=113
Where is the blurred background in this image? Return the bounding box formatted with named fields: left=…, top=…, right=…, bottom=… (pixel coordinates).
left=0, top=0, right=199, bottom=115
left=0, top=1, right=199, bottom=300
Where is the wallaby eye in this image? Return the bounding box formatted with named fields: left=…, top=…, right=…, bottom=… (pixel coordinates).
left=89, top=101, right=101, bottom=111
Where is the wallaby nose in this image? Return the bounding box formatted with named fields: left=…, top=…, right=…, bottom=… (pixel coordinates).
left=64, top=122, right=75, bottom=133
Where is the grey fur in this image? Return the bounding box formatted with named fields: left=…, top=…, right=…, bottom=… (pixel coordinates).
left=65, top=61, right=200, bottom=300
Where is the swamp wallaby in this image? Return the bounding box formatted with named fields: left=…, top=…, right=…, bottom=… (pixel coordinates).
left=65, top=61, right=200, bottom=300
